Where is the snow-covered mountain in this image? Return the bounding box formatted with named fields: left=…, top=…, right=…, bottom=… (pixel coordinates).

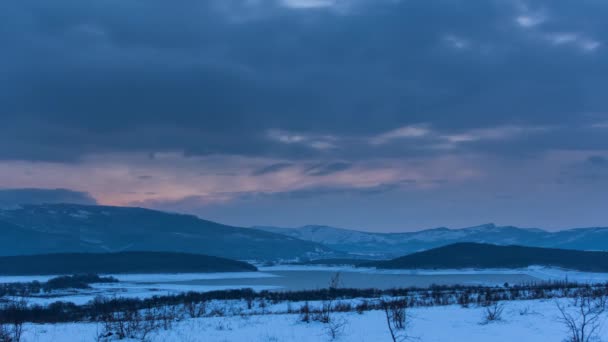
left=0, top=204, right=334, bottom=261
left=255, top=223, right=608, bottom=258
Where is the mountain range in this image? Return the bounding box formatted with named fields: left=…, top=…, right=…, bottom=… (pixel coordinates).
left=2, top=203, right=608, bottom=261
left=0, top=204, right=333, bottom=260
left=255, top=223, right=608, bottom=258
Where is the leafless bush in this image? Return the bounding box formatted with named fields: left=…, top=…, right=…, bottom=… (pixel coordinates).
left=313, top=273, right=344, bottom=325
left=333, top=301, right=352, bottom=312
left=209, top=306, right=226, bottom=317
left=97, top=305, right=181, bottom=341
left=98, top=309, right=150, bottom=341
left=382, top=298, right=410, bottom=342
left=329, top=272, right=343, bottom=290
left=556, top=294, right=606, bottom=342
left=0, top=299, right=27, bottom=342
left=299, top=302, right=311, bottom=323
left=258, top=298, right=267, bottom=314
left=481, top=302, right=505, bottom=324
left=356, top=300, right=370, bottom=315
left=185, top=300, right=206, bottom=318
left=325, top=316, right=347, bottom=341
left=313, top=302, right=332, bottom=324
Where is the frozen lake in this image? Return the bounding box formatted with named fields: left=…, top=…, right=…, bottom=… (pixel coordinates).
left=163, top=269, right=538, bottom=290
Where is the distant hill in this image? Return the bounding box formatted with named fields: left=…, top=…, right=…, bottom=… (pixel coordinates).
left=0, top=251, right=257, bottom=275
left=255, top=223, right=608, bottom=258
left=0, top=204, right=333, bottom=260
left=370, top=243, right=608, bottom=272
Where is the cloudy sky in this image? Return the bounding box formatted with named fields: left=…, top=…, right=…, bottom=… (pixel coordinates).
left=2, top=0, right=608, bottom=231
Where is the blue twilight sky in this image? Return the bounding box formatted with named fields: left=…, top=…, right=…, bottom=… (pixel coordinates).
left=1, top=0, right=608, bottom=231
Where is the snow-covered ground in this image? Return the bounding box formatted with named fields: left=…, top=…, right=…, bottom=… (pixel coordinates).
left=19, top=299, right=586, bottom=342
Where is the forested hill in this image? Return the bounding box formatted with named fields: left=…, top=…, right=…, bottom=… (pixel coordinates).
left=371, top=243, right=608, bottom=272
left=0, top=251, right=257, bottom=275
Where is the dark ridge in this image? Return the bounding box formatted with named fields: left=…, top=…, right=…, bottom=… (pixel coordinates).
left=0, top=251, right=257, bottom=275
left=0, top=203, right=334, bottom=260
left=369, top=243, right=608, bottom=272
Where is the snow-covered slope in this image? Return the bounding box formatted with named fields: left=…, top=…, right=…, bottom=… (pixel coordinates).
left=255, top=223, right=608, bottom=258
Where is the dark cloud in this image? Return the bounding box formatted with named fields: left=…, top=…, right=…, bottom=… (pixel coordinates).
left=261, top=183, right=411, bottom=199
left=2, top=0, right=608, bottom=161
left=0, top=188, right=97, bottom=207
left=305, top=162, right=352, bottom=176
left=587, top=155, right=608, bottom=168
left=556, top=154, right=608, bottom=184
left=251, top=162, right=293, bottom=176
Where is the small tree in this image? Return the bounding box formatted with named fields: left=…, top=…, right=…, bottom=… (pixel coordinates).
left=317, top=272, right=343, bottom=324
left=325, top=316, right=347, bottom=340
left=329, top=272, right=343, bottom=290
left=556, top=294, right=606, bottom=342
left=381, top=298, right=410, bottom=342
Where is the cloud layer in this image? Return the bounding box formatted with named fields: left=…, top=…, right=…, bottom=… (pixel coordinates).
left=3, top=0, right=608, bottom=161
left=1, top=0, right=608, bottom=230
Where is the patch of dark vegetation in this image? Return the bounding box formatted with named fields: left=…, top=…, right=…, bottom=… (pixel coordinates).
left=368, top=243, right=608, bottom=272
left=0, top=274, right=118, bottom=297
left=45, top=274, right=119, bottom=290
left=0, top=251, right=257, bottom=275
left=2, top=280, right=608, bottom=324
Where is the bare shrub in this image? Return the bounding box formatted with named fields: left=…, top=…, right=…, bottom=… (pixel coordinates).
left=556, top=294, right=606, bottom=342
left=333, top=301, right=352, bottom=313
left=98, top=309, right=151, bottom=341
left=356, top=300, right=370, bottom=315
left=321, top=301, right=333, bottom=323
left=258, top=298, right=267, bottom=314
left=185, top=300, right=206, bottom=318
left=0, top=299, right=27, bottom=342
left=209, top=306, right=226, bottom=317
left=325, top=316, right=347, bottom=341
left=299, top=302, right=311, bottom=323
left=381, top=298, right=410, bottom=342
left=97, top=304, right=181, bottom=341
left=313, top=273, right=344, bottom=325
left=481, top=302, right=505, bottom=324
left=329, top=272, right=343, bottom=290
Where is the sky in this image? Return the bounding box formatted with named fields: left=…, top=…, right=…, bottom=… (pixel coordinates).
left=1, top=0, right=608, bottom=231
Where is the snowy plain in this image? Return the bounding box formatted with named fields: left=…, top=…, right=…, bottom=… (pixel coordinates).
left=19, top=299, right=586, bottom=342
